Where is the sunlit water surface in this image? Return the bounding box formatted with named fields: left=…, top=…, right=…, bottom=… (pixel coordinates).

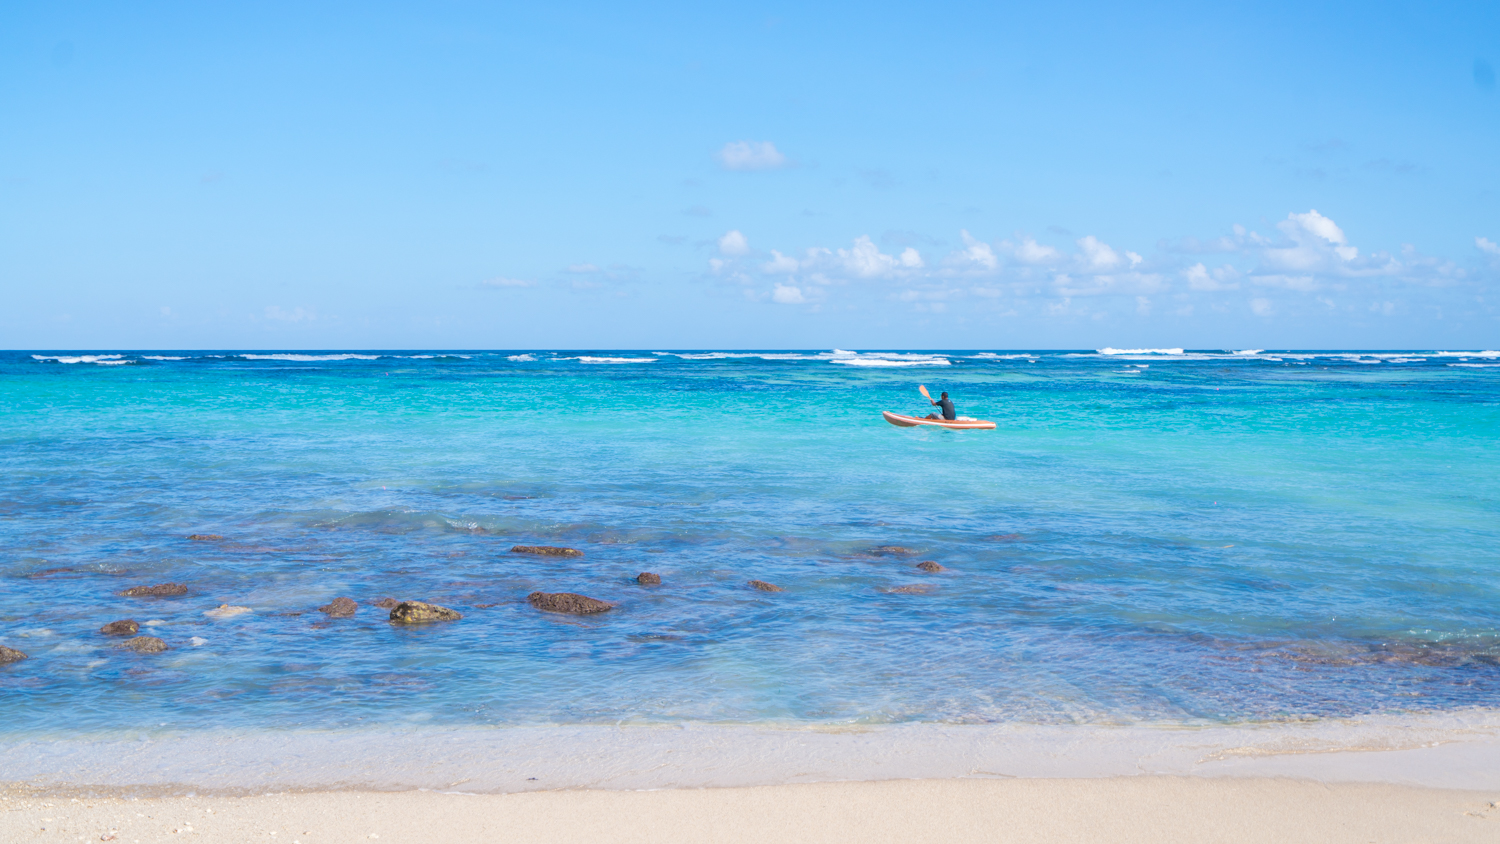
left=2, top=349, right=1497, bottom=736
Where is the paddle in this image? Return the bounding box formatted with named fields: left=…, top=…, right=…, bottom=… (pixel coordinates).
left=918, top=384, right=932, bottom=403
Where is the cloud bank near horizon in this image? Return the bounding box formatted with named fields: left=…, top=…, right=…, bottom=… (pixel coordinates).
left=698, top=210, right=1494, bottom=325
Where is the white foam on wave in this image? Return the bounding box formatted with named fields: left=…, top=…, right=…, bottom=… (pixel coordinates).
left=1449, top=363, right=1500, bottom=368
left=668, top=352, right=800, bottom=360
left=831, top=357, right=951, bottom=367
left=142, top=356, right=187, bottom=361
left=575, top=356, right=657, bottom=364
left=1097, top=348, right=1184, bottom=355
left=238, top=354, right=381, bottom=362
left=971, top=353, right=1038, bottom=360
left=31, top=354, right=132, bottom=365
left=1232, top=349, right=1264, bottom=355
left=1433, top=350, right=1500, bottom=358
left=506, top=354, right=537, bottom=362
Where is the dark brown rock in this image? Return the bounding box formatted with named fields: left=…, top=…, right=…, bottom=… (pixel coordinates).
left=528, top=592, right=613, bottom=614
left=122, top=583, right=188, bottom=597
left=748, top=580, right=783, bottom=592
left=916, top=561, right=945, bottom=572
left=29, top=567, right=75, bottom=578
left=0, top=645, right=26, bottom=664
left=389, top=601, right=462, bottom=624
left=883, top=584, right=934, bottom=595
left=121, top=636, right=168, bottom=654
left=318, top=597, right=357, bottom=617
left=511, top=545, right=584, bottom=557
left=187, top=534, right=224, bottom=541
left=100, top=619, right=140, bottom=636
left=371, top=597, right=401, bottom=609
left=865, top=545, right=919, bottom=556
left=986, top=534, right=1022, bottom=541
left=636, top=572, right=662, bottom=585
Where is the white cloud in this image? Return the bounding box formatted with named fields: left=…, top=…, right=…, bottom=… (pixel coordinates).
left=566, top=263, right=599, bottom=273
left=959, top=230, right=1000, bottom=269
left=837, top=235, right=905, bottom=278
left=1012, top=236, right=1058, bottom=264
left=1289, top=209, right=1349, bottom=247
left=717, top=141, right=787, bottom=171
left=1183, top=263, right=1240, bottom=291
left=1262, top=209, right=1358, bottom=271
left=1077, top=235, right=1121, bottom=270
left=772, top=284, right=805, bottom=304
left=1478, top=236, right=1500, bottom=256
left=481, top=277, right=534, bottom=288
left=694, top=212, right=1475, bottom=319
left=763, top=250, right=799, bottom=273
left=718, top=230, right=750, bottom=256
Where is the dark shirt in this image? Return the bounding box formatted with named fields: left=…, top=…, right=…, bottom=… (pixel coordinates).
left=935, top=397, right=955, bottom=420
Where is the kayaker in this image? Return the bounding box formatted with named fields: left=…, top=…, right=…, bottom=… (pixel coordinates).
left=925, top=391, right=956, bottom=421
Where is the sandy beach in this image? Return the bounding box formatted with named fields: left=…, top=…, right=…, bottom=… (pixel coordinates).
left=4, top=717, right=1499, bottom=842
left=4, top=777, right=1497, bottom=843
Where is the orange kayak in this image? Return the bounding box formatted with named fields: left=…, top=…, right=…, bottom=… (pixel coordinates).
left=882, top=411, right=995, bottom=430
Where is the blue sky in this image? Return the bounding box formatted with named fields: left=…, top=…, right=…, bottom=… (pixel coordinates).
left=2, top=1, right=1497, bottom=349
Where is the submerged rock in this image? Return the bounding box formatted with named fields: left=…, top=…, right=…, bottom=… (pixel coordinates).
left=204, top=604, right=252, bottom=619
left=100, top=619, right=140, bottom=636
left=318, top=597, right=358, bottom=617
left=528, top=592, right=612, bottom=614
left=916, top=561, right=946, bottom=573
left=122, top=583, right=188, bottom=597
left=0, top=645, right=26, bottom=664
left=883, top=584, right=934, bottom=595
left=371, top=597, right=401, bottom=609
left=865, top=545, right=919, bottom=556
left=187, top=534, right=223, bottom=541
left=29, top=567, right=75, bottom=578
left=636, top=572, right=662, bottom=585
left=122, top=636, right=168, bottom=654
left=986, top=534, right=1023, bottom=541
left=389, top=601, right=462, bottom=624
left=748, top=580, right=783, bottom=592
left=511, top=545, right=584, bottom=557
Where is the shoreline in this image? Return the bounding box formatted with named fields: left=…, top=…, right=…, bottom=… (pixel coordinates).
left=5, top=709, right=1499, bottom=796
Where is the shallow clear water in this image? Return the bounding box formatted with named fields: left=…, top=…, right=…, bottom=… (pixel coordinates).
left=2, top=349, right=1498, bottom=736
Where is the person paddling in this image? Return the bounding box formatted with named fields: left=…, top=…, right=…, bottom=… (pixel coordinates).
left=925, top=390, right=956, bottom=421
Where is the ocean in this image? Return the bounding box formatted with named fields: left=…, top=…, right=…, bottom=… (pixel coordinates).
left=2, top=349, right=1498, bottom=739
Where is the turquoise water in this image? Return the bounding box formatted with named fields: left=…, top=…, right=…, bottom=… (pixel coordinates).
left=2, top=349, right=1498, bottom=735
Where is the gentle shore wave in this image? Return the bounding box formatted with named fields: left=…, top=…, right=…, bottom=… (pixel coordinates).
left=6, top=710, right=1499, bottom=794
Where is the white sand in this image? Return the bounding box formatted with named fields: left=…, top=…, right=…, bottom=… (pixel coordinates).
left=3, top=778, right=1498, bottom=843
left=6, top=715, right=1499, bottom=842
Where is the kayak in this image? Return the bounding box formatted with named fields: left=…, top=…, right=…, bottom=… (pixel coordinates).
left=882, top=411, right=996, bottom=430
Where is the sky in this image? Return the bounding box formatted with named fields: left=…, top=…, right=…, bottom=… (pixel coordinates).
left=2, top=0, right=1498, bottom=350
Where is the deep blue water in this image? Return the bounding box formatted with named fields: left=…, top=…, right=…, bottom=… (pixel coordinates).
left=1, top=349, right=1498, bottom=735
